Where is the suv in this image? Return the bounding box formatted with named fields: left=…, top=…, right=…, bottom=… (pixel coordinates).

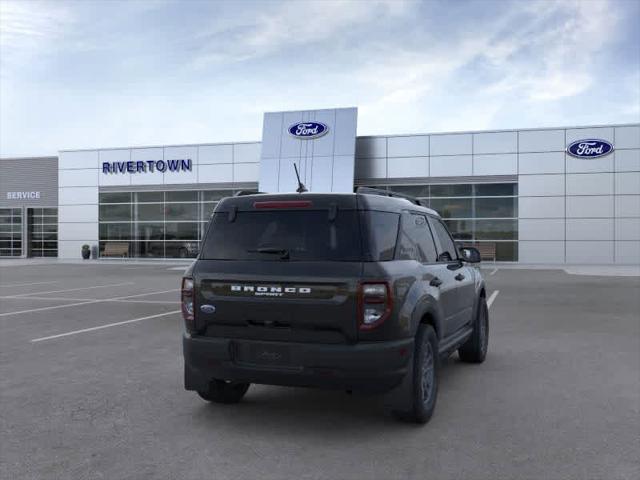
left=182, top=188, right=488, bottom=423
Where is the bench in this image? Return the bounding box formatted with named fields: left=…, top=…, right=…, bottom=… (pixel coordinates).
left=102, top=242, right=129, bottom=258
left=476, top=243, right=497, bottom=262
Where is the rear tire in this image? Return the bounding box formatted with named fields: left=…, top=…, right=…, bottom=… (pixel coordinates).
left=395, top=324, right=439, bottom=424
left=458, top=296, right=489, bottom=363
left=197, top=380, right=250, bottom=404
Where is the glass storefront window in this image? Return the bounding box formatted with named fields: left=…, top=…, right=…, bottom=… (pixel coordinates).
left=474, top=219, right=517, bottom=240
left=165, top=241, right=199, bottom=258
left=135, top=223, right=165, bottom=241
left=429, top=198, right=473, bottom=218
left=135, top=203, right=164, bottom=221
left=97, top=185, right=520, bottom=260
left=493, top=241, right=518, bottom=261
left=98, top=188, right=243, bottom=258
left=166, top=191, right=198, bottom=202
left=443, top=219, right=473, bottom=240
left=475, top=198, right=517, bottom=218
left=165, top=222, right=199, bottom=240
left=134, top=241, right=164, bottom=258
left=99, top=223, right=131, bottom=240
left=165, top=202, right=199, bottom=221
left=359, top=182, right=518, bottom=261
left=99, top=204, right=131, bottom=221
left=100, top=192, right=132, bottom=203
left=136, top=192, right=163, bottom=203
left=430, top=184, right=472, bottom=197
left=202, top=190, right=231, bottom=202
left=474, top=183, right=518, bottom=197
left=0, top=208, right=23, bottom=257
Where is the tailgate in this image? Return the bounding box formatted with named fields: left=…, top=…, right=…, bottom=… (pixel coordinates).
left=194, top=260, right=362, bottom=343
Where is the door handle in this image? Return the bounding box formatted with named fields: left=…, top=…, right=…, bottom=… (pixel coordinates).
left=455, top=273, right=465, bottom=281
left=429, top=277, right=443, bottom=287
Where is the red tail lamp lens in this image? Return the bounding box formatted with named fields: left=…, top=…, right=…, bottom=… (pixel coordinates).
left=358, top=282, right=393, bottom=331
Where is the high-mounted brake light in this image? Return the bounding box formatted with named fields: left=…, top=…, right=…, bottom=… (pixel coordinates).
left=358, top=282, right=393, bottom=331
left=181, top=277, right=195, bottom=332
left=253, top=200, right=312, bottom=209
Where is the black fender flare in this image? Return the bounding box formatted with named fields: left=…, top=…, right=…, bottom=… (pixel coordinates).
left=409, top=297, right=446, bottom=340
left=470, top=279, right=487, bottom=322
left=384, top=298, right=445, bottom=413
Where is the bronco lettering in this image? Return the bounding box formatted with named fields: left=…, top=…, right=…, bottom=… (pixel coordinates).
left=230, top=285, right=312, bottom=296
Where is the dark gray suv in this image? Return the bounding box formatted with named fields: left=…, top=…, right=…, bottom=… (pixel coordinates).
left=182, top=188, right=488, bottom=423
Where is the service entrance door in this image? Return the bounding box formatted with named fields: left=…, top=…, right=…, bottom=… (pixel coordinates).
left=27, top=208, right=58, bottom=257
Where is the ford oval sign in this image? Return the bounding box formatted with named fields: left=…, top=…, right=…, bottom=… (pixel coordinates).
left=288, top=122, right=328, bottom=139
left=567, top=139, right=614, bottom=159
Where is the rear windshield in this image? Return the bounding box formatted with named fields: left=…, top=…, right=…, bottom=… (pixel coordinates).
left=201, top=210, right=363, bottom=261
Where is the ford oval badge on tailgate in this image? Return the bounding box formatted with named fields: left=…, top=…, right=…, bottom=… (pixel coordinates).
left=200, top=304, right=216, bottom=314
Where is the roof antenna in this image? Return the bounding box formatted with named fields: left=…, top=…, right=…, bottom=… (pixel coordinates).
left=293, top=163, right=308, bottom=193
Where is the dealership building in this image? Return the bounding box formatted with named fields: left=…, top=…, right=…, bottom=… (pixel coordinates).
left=1, top=107, right=639, bottom=264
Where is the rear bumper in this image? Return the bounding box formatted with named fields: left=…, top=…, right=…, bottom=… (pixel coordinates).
left=183, top=334, right=414, bottom=393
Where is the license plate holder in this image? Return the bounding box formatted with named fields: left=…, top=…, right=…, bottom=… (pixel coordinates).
left=235, top=343, right=292, bottom=367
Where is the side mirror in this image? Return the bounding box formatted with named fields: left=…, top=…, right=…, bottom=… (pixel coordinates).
left=459, top=246, right=481, bottom=263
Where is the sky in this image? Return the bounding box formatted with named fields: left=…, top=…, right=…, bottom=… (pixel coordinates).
left=0, top=0, right=638, bottom=157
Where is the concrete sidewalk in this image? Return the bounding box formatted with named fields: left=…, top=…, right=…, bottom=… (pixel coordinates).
left=0, top=258, right=194, bottom=268
left=481, top=263, right=640, bottom=277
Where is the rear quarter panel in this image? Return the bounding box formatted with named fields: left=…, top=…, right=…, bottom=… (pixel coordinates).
left=360, top=261, right=445, bottom=341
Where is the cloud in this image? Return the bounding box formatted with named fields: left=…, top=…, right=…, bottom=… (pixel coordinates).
left=0, top=0, right=73, bottom=67
left=480, top=0, right=619, bottom=102
left=190, top=0, right=409, bottom=67
left=0, top=0, right=637, bottom=156
left=356, top=0, right=623, bottom=133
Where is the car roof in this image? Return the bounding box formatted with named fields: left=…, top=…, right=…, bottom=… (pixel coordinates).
left=216, top=192, right=441, bottom=217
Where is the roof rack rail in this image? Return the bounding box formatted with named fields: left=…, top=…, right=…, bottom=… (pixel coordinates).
left=356, top=186, right=429, bottom=208
left=234, top=190, right=266, bottom=197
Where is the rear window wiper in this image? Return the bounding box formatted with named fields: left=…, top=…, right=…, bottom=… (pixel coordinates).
left=247, top=247, right=290, bottom=260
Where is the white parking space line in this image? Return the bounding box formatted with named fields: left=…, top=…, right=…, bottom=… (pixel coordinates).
left=10, top=282, right=135, bottom=298
left=487, top=290, right=500, bottom=308
left=30, top=310, right=181, bottom=343
left=0, top=289, right=179, bottom=317
left=115, top=289, right=177, bottom=299
left=0, top=289, right=177, bottom=301
left=489, top=268, right=498, bottom=275
left=113, top=300, right=178, bottom=304
left=0, top=281, right=58, bottom=288
left=0, top=299, right=104, bottom=317
left=0, top=296, right=74, bottom=302
left=0, top=295, right=177, bottom=304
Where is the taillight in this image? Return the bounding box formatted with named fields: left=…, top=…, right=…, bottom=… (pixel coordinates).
left=181, top=277, right=195, bottom=332
left=358, top=282, right=393, bottom=331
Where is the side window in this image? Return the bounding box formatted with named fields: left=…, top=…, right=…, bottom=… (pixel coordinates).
left=363, top=211, right=399, bottom=261
left=396, top=213, right=437, bottom=263
left=430, top=218, right=458, bottom=262
left=416, top=216, right=438, bottom=262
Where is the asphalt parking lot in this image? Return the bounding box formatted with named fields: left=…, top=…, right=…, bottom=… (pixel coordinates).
left=0, top=262, right=638, bottom=480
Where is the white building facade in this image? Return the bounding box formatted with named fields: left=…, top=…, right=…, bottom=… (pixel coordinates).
left=10, top=110, right=640, bottom=264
